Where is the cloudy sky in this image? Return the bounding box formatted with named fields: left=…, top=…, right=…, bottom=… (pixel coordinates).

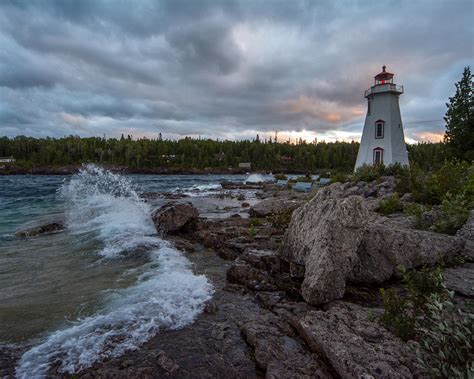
left=0, top=0, right=472, bottom=143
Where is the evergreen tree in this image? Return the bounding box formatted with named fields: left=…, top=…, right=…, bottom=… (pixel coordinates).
left=444, top=66, right=474, bottom=161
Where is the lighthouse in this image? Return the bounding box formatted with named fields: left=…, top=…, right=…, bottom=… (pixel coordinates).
left=354, top=66, right=409, bottom=170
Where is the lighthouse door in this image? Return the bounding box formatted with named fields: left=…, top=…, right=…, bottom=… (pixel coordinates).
left=373, top=148, right=384, bottom=165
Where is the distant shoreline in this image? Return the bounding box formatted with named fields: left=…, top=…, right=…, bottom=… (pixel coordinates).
left=0, top=164, right=306, bottom=176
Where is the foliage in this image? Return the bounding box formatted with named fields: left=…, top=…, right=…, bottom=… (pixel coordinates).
left=425, top=160, right=472, bottom=204
left=353, top=164, right=386, bottom=182
left=248, top=225, right=256, bottom=237
left=415, top=292, right=474, bottom=378
left=267, top=209, right=293, bottom=229
left=274, top=173, right=288, bottom=181
left=249, top=218, right=263, bottom=227
left=403, top=203, right=430, bottom=229
left=433, top=193, right=471, bottom=235
left=330, top=171, right=350, bottom=183
left=295, top=175, right=312, bottom=183
left=380, top=266, right=445, bottom=341
left=444, top=66, right=474, bottom=162
left=377, top=193, right=403, bottom=215
left=380, top=266, right=474, bottom=378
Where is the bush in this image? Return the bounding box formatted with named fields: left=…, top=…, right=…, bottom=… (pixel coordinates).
left=380, top=266, right=474, bottom=378
left=295, top=175, right=312, bottom=183
left=330, top=171, right=350, bottom=183
left=354, top=164, right=385, bottom=182
left=416, top=293, right=474, bottom=378
left=403, top=202, right=430, bottom=229
left=267, top=209, right=293, bottom=229
left=425, top=161, right=472, bottom=204
left=434, top=193, right=470, bottom=235
left=274, top=173, right=288, bottom=181
left=380, top=266, right=445, bottom=341
left=377, top=193, right=403, bottom=215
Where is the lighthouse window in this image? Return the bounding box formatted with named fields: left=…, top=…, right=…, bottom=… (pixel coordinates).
left=375, top=120, right=384, bottom=139
left=367, top=100, right=371, bottom=115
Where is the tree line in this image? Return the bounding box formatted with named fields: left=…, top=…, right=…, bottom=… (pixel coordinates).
left=0, top=135, right=446, bottom=173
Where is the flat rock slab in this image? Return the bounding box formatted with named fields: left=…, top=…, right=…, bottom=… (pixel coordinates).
left=445, top=263, right=474, bottom=298
left=297, top=301, right=421, bottom=379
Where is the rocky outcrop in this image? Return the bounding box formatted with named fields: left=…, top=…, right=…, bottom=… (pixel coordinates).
left=350, top=218, right=465, bottom=284
left=445, top=263, right=474, bottom=298
left=15, top=221, right=64, bottom=237
left=240, top=313, right=332, bottom=378
left=249, top=197, right=304, bottom=218
left=151, top=202, right=198, bottom=234
left=280, top=181, right=465, bottom=305
left=281, top=194, right=369, bottom=305
left=297, top=301, right=420, bottom=378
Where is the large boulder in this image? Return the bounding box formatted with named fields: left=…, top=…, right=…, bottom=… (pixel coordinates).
left=151, top=202, right=199, bottom=234
left=297, top=301, right=420, bottom=378
left=249, top=197, right=304, bottom=218
left=349, top=218, right=465, bottom=284
left=281, top=193, right=369, bottom=305
left=280, top=182, right=465, bottom=305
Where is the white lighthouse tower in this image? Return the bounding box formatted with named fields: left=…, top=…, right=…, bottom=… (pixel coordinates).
left=355, top=66, right=409, bottom=170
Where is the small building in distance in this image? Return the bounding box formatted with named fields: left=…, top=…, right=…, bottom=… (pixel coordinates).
left=355, top=66, right=409, bottom=170
left=0, top=156, right=16, bottom=163
left=238, top=162, right=251, bottom=169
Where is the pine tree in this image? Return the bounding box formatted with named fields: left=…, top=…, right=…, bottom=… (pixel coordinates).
left=444, top=66, right=474, bottom=161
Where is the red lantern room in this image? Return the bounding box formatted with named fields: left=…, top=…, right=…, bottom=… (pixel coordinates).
left=374, top=65, right=394, bottom=85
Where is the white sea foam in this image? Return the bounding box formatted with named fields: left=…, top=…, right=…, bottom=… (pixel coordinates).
left=245, top=173, right=266, bottom=183
left=16, top=164, right=213, bottom=378
left=179, top=183, right=223, bottom=197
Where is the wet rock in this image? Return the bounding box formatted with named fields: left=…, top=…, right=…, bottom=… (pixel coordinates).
left=15, top=221, right=64, bottom=237
left=281, top=194, right=369, bottom=305
left=445, top=263, right=474, bottom=297
left=241, top=202, right=250, bottom=208
left=151, top=202, right=198, bottom=234
left=249, top=197, right=304, bottom=218
left=297, top=301, right=420, bottom=378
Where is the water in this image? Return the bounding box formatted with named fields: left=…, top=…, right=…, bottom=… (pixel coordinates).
left=0, top=166, right=251, bottom=377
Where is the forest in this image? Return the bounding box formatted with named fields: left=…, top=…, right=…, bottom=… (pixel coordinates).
left=0, top=135, right=446, bottom=173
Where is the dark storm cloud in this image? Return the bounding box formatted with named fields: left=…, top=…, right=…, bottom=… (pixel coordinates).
left=0, top=0, right=472, bottom=142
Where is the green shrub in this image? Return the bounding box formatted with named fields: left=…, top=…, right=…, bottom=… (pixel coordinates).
left=377, top=193, right=403, bottom=215
left=249, top=218, right=263, bottom=227
left=434, top=193, right=470, bottom=235
left=380, top=266, right=474, bottom=378
left=426, top=161, right=471, bottom=204
left=380, top=266, right=445, bottom=341
left=416, top=292, right=474, bottom=378
left=295, top=175, right=312, bottom=183
left=354, top=164, right=385, bottom=182
left=330, top=171, right=350, bottom=183
left=274, top=173, right=288, bottom=181
left=267, top=209, right=293, bottom=229
left=248, top=225, right=256, bottom=237
left=403, top=202, right=430, bottom=229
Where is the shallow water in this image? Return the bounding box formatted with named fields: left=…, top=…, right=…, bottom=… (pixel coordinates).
left=0, top=167, right=256, bottom=376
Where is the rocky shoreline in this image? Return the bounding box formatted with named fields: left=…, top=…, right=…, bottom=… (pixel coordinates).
left=5, top=178, right=473, bottom=378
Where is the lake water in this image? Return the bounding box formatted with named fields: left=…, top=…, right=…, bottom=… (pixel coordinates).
left=0, top=165, right=265, bottom=377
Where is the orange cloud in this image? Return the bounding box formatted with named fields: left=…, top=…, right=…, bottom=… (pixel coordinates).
left=278, top=95, right=362, bottom=124
left=412, top=131, right=444, bottom=143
